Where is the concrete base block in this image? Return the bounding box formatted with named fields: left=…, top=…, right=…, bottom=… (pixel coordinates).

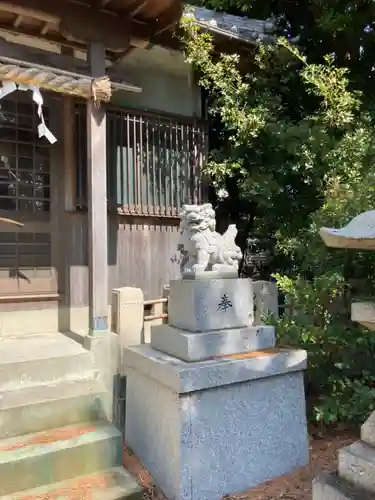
left=124, top=345, right=309, bottom=500
left=338, top=440, right=375, bottom=493
left=313, top=472, right=373, bottom=500
left=168, top=278, right=251, bottom=332
left=150, top=324, right=275, bottom=361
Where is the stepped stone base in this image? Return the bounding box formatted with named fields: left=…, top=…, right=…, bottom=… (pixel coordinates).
left=313, top=410, right=375, bottom=500
left=338, top=441, right=375, bottom=494
left=150, top=324, right=275, bottom=361
left=313, top=472, right=373, bottom=500
left=124, top=345, right=309, bottom=500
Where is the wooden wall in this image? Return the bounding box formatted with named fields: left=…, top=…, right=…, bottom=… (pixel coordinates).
left=61, top=212, right=181, bottom=305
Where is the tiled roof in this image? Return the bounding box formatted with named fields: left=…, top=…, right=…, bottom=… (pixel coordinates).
left=184, top=6, right=275, bottom=44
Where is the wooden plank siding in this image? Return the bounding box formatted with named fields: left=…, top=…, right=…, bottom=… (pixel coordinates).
left=61, top=212, right=181, bottom=304
left=0, top=94, right=206, bottom=309
left=60, top=102, right=207, bottom=304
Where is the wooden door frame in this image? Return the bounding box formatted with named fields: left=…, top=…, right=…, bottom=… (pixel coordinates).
left=0, top=90, right=63, bottom=298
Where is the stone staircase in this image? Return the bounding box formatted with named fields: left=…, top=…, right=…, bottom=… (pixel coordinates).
left=313, top=417, right=375, bottom=500
left=0, top=333, right=143, bottom=499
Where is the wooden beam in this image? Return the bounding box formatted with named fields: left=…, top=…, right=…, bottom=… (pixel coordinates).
left=0, top=0, right=131, bottom=50
left=86, top=42, right=109, bottom=335
left=129, top=0, right=148, bottom=17
left=153, top=2, right=183, bottom=35
left=0, top=37, right=144, bottom=83
left=0, top=2, right=57, bottom=23
left=0, top=37, right=91, bottom=74
left=0, top=24, right=88, bottom=52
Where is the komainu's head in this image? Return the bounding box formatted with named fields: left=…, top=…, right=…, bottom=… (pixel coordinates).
left=180, top=203, right=215, bottom=233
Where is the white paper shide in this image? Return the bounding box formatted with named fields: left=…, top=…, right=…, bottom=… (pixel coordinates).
left=0, top=81, right=57, bottom=144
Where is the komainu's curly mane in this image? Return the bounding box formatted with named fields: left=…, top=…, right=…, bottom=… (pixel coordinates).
left=178, top=204, right=242, bottom=275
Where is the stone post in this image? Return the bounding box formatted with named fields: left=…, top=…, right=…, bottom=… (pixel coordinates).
left=252, top=280, right=278, bottom=325
left=111, top=287, right=144, bottom=348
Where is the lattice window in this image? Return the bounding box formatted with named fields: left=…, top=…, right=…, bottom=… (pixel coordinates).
left=0, top=97, right=51, bottom=212
left=75, top=104, right=208, bottom=216
left=0, top=232, right=52, bottom=280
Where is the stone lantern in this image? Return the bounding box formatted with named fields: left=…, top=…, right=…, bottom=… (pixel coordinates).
left=313, top=210, right=375, bottom=500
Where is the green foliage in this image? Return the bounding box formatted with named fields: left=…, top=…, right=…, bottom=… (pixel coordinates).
left=272, top=273, right=375, bottom=424
left=181, top=6, right=375, bottom=425
left=181, top=17, right=369, bottom=237
left=272, top=111, right=375, bottom=424
left=190, top=0, right=375, bottom=101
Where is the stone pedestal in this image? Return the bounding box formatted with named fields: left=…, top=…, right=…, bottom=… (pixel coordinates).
left=168, top=278, right=251, bottom=332
left=123, top=276, right=309, bottom=500
left=150, top=324, right=275, bottom=361
left=124, top=346, right=309, bottom=500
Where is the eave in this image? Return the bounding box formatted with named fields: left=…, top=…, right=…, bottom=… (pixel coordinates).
left=0, top=0, right=184, bottom=56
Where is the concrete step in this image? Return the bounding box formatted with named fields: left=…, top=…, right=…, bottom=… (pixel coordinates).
left=338, top=440, right=375, bottom=493
left=0, top=333, right=96, bottom=391
left=0, top=421, right=123, bottom=495
left=0, top=378, right=106, bottom=439
left=1, top=467, right=144, bottom=500
left=313, top=472, right=374, bottom=500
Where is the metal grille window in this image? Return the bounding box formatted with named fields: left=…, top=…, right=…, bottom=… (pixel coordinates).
left=0, top=98, right=51, bottom=212
left=75, top=104, right=207, bottom=215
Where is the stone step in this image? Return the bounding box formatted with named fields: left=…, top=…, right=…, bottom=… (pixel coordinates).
left=0, top=421, right=123, bottom=495
left=313, top=472, right=374, bottom=500
left=1, top=467, right=144, bottom=500
left=360, top=411, right=375, bottom=447
left=0, top=333, right=96, bottom=391
left=338, top=440, right=375, bottom=493
left=0, top=378, right=105, bottom=439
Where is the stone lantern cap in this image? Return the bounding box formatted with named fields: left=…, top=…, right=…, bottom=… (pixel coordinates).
left=320, top=210, right=375, bottom=250
left=320, top=210, right=375, bottom=330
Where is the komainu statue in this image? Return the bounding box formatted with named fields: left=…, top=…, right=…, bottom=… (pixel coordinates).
left=178, top=203, right=242, bottom=275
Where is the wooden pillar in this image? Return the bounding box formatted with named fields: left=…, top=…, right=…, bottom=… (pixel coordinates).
left=62, top=47, right=77, bottom=212
left=87, top=42, right=108, bottom=334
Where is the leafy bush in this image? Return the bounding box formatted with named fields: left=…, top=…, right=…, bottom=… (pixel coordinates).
left=270, top=112, right=375, bottom=425
left=269, top=273, right=375, bottom=425
left=182, top=11, right=375, bottom=425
